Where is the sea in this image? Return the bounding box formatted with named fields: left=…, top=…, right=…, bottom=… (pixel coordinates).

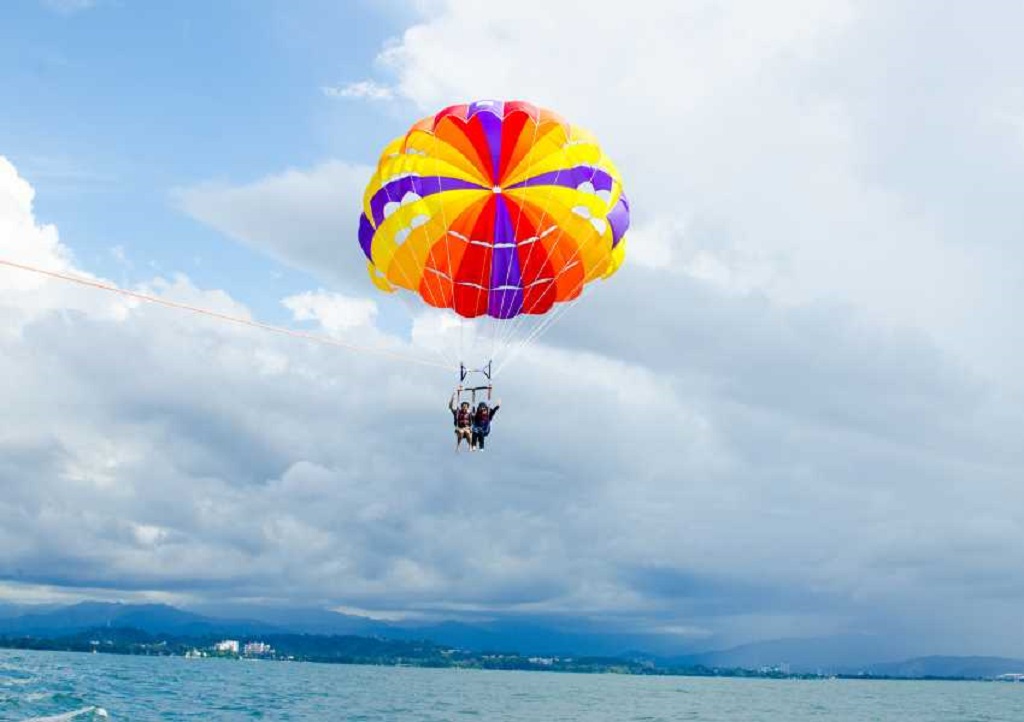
left=1, top=649, right=1020, bottom=721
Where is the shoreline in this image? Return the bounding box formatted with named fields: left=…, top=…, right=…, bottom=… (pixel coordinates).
left=0, top=638, right=1013, bottom=684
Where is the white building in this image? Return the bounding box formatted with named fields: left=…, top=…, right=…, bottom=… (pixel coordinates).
left=243, top=641, right=273, bottom=656
left=213, top=640, right=240, bottom=654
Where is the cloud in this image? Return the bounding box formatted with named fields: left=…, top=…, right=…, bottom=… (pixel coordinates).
left=322, top=80, right=395, bottom=101
left=172, top=161, right=374, bottom=291
left=40, top=0, right=95, bottom=15
left=282, top=289, right=378, bottom=334
left=6, top=152, right=1024, bottom=655
left=989, top=90, right=1024, bottom=151
left=369, top=0, right=1024, bottom=384
left=7, top=0, right=1024, bottom=657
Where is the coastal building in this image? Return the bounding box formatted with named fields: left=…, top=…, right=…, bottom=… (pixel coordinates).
left=213, top=640, right=240, bottom=654
left=243, top=641, right=274, bottom=656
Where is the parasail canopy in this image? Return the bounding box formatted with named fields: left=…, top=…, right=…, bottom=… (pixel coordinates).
left=358, top=99, right=629, bottom=325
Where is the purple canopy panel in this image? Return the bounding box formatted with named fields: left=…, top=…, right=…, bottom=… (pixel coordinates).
left=608, top=194, right=630, bottom=248
left=369, top=176, right=483, bottom=226
left=508, top=166, right=615, bottom=193
left=358, top=213, right=375, bottom=260
left=468, top=100, right=505, bottom=184
left=488, top=195, right=523, bottom=319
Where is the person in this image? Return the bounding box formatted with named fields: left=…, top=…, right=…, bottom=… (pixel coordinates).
left=471, top=398, right=500, bottom=451
left=449, top=390, right=473, bottom=452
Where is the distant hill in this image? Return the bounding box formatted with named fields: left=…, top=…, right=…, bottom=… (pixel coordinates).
left=0, top=601, right=721, bottom=657
left=0, top=602, right=38, bottom=620
left=197, top=604, right=685, bottom=657
left=194, top=604, right=383, bottom=637
left=0, top=602, right=280, bottom=638
left=667, top=633, right=913, bottom=674
left=661, top=637, right=1024, bottom=679
left=383, top=620, right=666, bottom=657
left=2, top=602, right=1021, bottom=679
left=864, top=656, right=1024, bottom=679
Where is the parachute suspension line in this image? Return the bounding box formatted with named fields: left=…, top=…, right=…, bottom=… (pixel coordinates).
left=380, top=144, right=458, bottom=371
left=494, top=293, right=582, bottom=377
left=0, top=258, right=450, bottom=370
left=495, top=251, right=601, bottom=376
left=493, top=156, right=612, bottom=376
left=391, top=253, right=456, bottom=370
left=495, top=220, right=606, bottom=377
left=495, top=277, right=581, bottom=377
left=494, top=123, right=607, bottom=360
left=460, top=315, right=467, bottom=373
left=490, top=313, right=501, bottom=367
left=486, top=314, right=495, bottom=366
left=393, top=291, right=458, bottom=370
left=493, top=130, right=609, bottom=369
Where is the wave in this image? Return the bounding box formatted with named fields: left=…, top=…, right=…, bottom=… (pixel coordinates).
left=21, top=706, right=109, bottom=721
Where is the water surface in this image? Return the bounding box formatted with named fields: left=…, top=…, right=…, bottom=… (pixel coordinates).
left=1, top=649, right=1020, bottom=721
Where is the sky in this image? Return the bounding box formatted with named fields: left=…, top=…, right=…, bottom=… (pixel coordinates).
left=1, top=0, right=1023, bottom=657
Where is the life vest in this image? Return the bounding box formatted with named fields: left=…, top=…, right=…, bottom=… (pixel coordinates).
left=474, top=406, right=490, bottom=427
left=456, top=407, right=472, bottom=427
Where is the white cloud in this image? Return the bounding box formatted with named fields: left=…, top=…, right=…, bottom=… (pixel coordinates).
left=0, top=157, right=72, bottom=273
left=40, top=0, right=95, bottom=15
left=7, top=0, right=1024, bottom=657
left=322, top=80, right=395, bottom=101
left=173, top=161, right=373, bottom=291
left=283, top=289, right=378, bottom=334
left=10, top=150, right=1024, bottom=653
left=370, top=0, right=1024, bottom=384
left=0, top=157, right=128, bottom=328
left=989, top=90, right=1024, bottom=151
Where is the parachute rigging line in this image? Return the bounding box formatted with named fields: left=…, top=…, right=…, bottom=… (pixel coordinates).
left=0, top=258, right=450, bottom=370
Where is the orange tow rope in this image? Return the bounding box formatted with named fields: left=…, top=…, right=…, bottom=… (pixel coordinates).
left=0, top=258, right=449, bottom=370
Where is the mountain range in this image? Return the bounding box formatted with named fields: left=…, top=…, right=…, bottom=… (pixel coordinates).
left=1, top=601, right=1021, bottom=679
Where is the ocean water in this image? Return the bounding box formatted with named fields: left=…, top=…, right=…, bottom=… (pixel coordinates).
left=1, top=649, right=1020, bottom=721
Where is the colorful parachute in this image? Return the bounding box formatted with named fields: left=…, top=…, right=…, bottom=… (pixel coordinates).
left=359, top=100, right=629, bottom=317
left=358, top=99, right=629, bottom=373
